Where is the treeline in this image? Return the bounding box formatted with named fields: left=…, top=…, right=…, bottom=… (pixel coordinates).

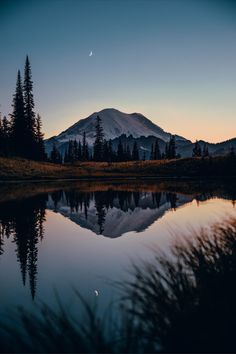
left=0, top=56, right=46, bottom=161
left=192, top=140, right=209, bottom=158
left=192, top=140, right=235, bottom=159
left=51, top=116, right=181, bottom=164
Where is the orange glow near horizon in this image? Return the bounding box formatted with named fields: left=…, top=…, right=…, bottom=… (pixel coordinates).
left=43, top=103, right=235, bottom=144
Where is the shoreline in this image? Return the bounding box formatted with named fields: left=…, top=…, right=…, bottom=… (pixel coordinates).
left=0, top=175, right=234, bottom=184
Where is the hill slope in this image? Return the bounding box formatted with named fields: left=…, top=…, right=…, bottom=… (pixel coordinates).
left=1, top=156, right=236, bottom=180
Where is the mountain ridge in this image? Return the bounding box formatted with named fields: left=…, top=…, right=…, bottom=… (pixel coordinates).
left=44, top=108, right=236, bottom=157
left=46, top=108, right=186, bottom=144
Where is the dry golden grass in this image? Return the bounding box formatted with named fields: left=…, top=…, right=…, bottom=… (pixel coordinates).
left=0, top=157, right=173, bottom=180
left=0, top=155, right=235, bottom=181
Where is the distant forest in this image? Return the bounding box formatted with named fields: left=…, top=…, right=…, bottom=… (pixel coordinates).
left=1, top=57, right=235, bottom=164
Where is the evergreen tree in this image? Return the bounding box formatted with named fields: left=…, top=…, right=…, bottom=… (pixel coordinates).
left=73, top=139, right=78, bottom=162
left=150, top=143, right=154, bottom=160
left=102, top=139, right=109, bottom=161
left=108, top=139, right=114, bottom=162
left=126, top=144, right=131, bottom=161
left=203, top=143, right=209, bottom=157
left=35, top=114, right=46, bottom=160
left=0, top=115, right=3, bottom=155
left=2, top=116, right=11, bottom=156
left=165, top=141, right=169, bottom=159
left=67, top=140, right=73, bottom=163
left=78, top=140, right=82, bottom=160
left=169, top=135, right=176, bottom=159
left=154, top=139, right=161, bottom=160
left=82, top=132, right=86, bottom=161
left=165, top=136, right=176, bottom=159
left=82, top=132, right=89, bottom=161
left=117, top=139, right=124, bottom=161
left=11, top=70, right=27, bottom=157
left=65, top=139, right=80, bottom=163
left=23, top=55, right=37, bottom=158
left=132, top=141, right=139, bottom=161
left=93, top=115, right=104, bottom=161
left=192, top=140, right=202, bottom=157
left=50, top=143, right=62, bottom=164
left=229, top=146, right=235, bottom=158
left=64, top=148, right=68, bottom=163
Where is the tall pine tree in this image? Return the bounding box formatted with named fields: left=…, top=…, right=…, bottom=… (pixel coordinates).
left=154, top=139, right=161, bottom=160
left=192, top=140, right=202, bottom=157
left=132, top=141, right=139, bottom=161
left=93, top=115, right=104, bottom=161
left=82, top=132, right=89, bottom=161
left=169, top=135, right=176, bottom=159
left=23, top=55, right=37, bottom=158
left=11, top=70, right=27, bottom=157
left=35, top=114, right=46, bottom=160
left=2, top=116, right=11, bottom=156
left=117, top=139, right=124, bottom=161
left=203, top=143, right=209, bottom=157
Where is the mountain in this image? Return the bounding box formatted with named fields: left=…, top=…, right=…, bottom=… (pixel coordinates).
left=45, top=108, right=187, bottom=154
left=44, top=108, right=236, bottom=158
left=46, top=191, right=193, bottom=238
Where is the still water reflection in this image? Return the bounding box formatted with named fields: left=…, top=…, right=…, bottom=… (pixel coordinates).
left=0, top=180, right=235, bottom=313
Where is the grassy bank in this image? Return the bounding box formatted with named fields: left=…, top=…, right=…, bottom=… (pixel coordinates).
left=0, top=155, right=235, bottom=181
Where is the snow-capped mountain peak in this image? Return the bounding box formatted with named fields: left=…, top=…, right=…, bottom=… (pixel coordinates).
left=45, top=108, right=186, bottom=151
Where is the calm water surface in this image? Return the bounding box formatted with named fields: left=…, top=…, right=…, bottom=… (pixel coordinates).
left=0, top=180, right=236, bottom=315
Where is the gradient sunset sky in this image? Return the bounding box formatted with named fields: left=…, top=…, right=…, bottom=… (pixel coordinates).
left=0, top=0, right=236, bottom=142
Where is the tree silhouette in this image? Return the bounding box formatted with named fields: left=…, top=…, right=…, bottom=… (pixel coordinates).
left=35, top=114, right=46, bottom=160
left=117, top=139, right=124, bottom=161
left=1, top=116, right=11, bottom=156
left=94, top=192, right=106, bottom=234
left=11, top=70, right=27, bottom=157
left=82, top=132, right=89, bottom=161
left=3, top=56, right=46, bottom=160
left=153, top=139, right=161, bottom=160
left=23, top=56, right=37, bottom=159
left=132, top=142, right=139, bottom=161
left=192, top=140, right=202, bottom=157
left=50, top=143, right=62, bottom=164
left=93, top=115, right=104, bottom=161
left=203, top=143, right=209, bottom=157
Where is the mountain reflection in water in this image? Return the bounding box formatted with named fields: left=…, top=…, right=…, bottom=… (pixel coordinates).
left=0, top=180, right=235, bottom=300
left=47, top=190, right=192, bottom=237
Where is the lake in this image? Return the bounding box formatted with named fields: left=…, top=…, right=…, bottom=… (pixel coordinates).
left=0, top=179, right=236, bottom=317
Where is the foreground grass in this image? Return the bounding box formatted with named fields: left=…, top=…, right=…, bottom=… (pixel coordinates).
left=1, top=218, right=236, bottom=352
left=0, top=155, right=236, bottom=180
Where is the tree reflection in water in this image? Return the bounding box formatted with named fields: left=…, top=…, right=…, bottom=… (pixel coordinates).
left=0, top=195, right=47, bottom=299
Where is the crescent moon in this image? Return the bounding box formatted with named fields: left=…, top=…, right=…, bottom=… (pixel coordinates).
left=94, top=290, right=99, bottom=296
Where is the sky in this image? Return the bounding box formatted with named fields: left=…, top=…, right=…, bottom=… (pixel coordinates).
left=0, top=0, right=236, bottom=142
